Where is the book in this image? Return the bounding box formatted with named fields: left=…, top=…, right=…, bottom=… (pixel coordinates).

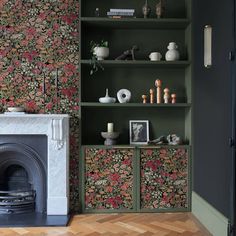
left=107, top=12, right=134, bottom=16
left=110, top=9, right=135, bottom=13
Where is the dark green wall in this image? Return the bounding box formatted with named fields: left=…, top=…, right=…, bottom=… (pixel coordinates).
left=193, top=0, right=234, bottom=219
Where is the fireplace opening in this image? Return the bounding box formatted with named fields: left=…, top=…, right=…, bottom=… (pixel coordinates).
left=0, top=165, right=36, bottom=214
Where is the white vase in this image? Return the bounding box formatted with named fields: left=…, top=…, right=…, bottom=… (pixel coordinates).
left=94, top=47, right=109, bottom=60
left=165, top=42, right=180, bottom=61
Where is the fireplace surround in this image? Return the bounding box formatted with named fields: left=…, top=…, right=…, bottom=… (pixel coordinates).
left=0, top=114, right=70, bottom=226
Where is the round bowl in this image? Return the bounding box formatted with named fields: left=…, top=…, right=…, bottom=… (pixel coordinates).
left=7, top=107, right=25, bottom=112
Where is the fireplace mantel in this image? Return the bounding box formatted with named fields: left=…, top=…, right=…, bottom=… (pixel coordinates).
left=0, top=114, right=70, bottom=215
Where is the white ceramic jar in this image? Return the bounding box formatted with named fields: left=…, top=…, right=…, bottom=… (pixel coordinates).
left=94, top=47, right=109, bottom=60
left=165, top=42, right=180, bottom=61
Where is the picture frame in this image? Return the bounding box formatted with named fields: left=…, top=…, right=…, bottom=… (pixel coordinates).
left=129, top=120, right=149, bottom=145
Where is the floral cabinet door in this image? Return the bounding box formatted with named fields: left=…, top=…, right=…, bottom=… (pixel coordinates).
left=84, top=148, right=135, bottom=211
left=140, top=148, right=189, bottom=211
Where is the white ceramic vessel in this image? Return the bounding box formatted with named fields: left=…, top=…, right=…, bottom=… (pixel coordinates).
left=99, top=89, right=116, bottom=103
left=93, top=47, right=109, bottom=60
left=165, top=42, right=180, bottom=61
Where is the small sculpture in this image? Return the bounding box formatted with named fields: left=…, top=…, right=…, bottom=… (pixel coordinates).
left=117, top=89, right=131, bottom=103
left=165, top=42, right=180, bottom=61
left=101, top=123, right=120, bottom=145
left=115, top=45, right=139, bottom=60
left=171, top=93, right=177, bottom=104
left=163, top=88, right=170, bottom=103
left=150, top=89, right=154, bottom=104
left=155, top=79, right=162, bottom=103
left=167, top=134, right=182, bottom=145
left=142, top=95, right=147, bottom=104
left=142, top=0, right=151, bottom=18
left=148, top=136, right=168, bottom=145
left=156, top=0, right=165, bottom=18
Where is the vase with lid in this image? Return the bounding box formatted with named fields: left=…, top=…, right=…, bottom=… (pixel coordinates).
left=165, top=42, right=180, bottom=61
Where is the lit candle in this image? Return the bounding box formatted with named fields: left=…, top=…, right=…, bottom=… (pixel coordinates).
left=107, top=123, right=114, bottom=133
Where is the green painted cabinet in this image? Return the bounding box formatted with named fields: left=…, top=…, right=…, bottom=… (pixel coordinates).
left=83, top=147, right=136, bottom=212
left=140, top=147, right=189, bottom=211
left=79, top=0, right=192, bottom=213
left=82, top=146, right=190, bottom=213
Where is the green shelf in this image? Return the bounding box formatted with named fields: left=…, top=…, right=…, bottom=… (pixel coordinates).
left=81, top=17, right=190, bottom=29
left=81, top=60, right=191, bottom=68
left=82, top=144, right=191, bottom=149
left=80, top=102, right=191, bottom=108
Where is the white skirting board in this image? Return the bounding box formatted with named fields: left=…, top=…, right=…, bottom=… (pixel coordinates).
left=192, top=192, right=229, bottom=236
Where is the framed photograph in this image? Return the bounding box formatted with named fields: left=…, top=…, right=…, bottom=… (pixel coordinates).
left=129, top=120, right=149, bottom=145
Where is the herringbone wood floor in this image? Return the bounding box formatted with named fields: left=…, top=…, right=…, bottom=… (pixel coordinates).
left=0, top=213, right=212, bottom=236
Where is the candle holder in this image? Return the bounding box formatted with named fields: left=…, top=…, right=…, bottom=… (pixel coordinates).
left=101, top=132, right=120, bottom=145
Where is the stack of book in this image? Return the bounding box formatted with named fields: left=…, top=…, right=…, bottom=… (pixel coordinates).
left=107, top=9, right=135, bottom=18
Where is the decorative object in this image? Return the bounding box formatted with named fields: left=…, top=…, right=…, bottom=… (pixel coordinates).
left=142, top=0, right=151, bottom=18
left=142, top=95, right=147, bottom=103
left=148, top=135, right=168, bottom=145
left=101, top=132, right=120, bottom=145
left=129, top=120, right=149, bottom=145
left=171, top=93, right=177, bottom=103
left=95, top=8, right=100, bottom=17
left=163, top=88, right=170, bottom=103
left=155, top=79, right=162, bottom=103
left=107, top=122, right=114, bottom=133
left=156, top=0, right=165, bottom=18
left=99, top=89, right=116, bottom=103
left=7, top=107, right=25, bottom=112
left=165, top=42, right=180, bottom=61
left=101, top=122, right=119, bottom=145
left=150, top=89, right=154, bottom=104
left=115, top=45, right=139, bottom=60
left=167, top=134, right=182, bottom=145
left=204, top=25, right=212, bottom=68
left=149, top=52, right=162, bottom=61
left=117, top=89, right=131, bottom=103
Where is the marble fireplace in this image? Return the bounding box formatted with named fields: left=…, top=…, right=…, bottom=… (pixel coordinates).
left=0, top=114, right=69, bottom=217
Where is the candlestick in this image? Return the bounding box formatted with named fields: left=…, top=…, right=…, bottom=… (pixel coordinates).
left=171, top=93, right=177, bottom=103
left=164, top=88, right=170, bottom=103
left=107, top=123, right=114, bottom=133
left=150, top=88, right=154, bottom=104
left=155, top=79, right=162, bottom=103
left=142, top=94, right=147, bottom=104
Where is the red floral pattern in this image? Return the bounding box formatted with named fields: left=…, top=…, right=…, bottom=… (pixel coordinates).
left=85, top=148, right=134, bottom=210
left=140, top=148, right=189, bottom=209
left=0, top=0, right=80, bottom=211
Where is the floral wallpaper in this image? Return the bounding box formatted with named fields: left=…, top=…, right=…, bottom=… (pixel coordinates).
left=0, top=0, right=80, bottom=211
left=140, top=148, right=189, bottom=209
left=85, top=148, right=134, bottom=210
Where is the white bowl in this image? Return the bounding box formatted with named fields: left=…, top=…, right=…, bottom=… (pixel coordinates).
left=7, top=107, right=25, bottom=112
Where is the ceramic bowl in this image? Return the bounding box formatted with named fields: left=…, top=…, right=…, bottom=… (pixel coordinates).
left=7, top=107, right=25, bottom=112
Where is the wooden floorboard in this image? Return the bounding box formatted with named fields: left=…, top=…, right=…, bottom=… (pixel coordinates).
left=0, top=213, right=212, bottom=236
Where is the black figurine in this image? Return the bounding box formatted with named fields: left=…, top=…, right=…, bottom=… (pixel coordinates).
left=115, top=45, right=139, bottom=60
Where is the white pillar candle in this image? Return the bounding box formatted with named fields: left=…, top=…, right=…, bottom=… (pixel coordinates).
left=107, top=123, right=114, bottom=133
